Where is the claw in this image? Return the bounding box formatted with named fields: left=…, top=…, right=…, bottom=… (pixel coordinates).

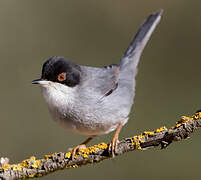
left=71, top=144, right=87, bottom=160
left=68, top=136, right=95, bottom=160
left=109, top=136, right=119, bottom=158
left=109, top=122, right=123, bottom=158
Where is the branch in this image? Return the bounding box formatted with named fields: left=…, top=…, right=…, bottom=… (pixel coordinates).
left=1, top=112, right=201, bottom=180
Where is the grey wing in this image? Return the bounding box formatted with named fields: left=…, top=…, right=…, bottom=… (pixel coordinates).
left=99, top=65, right=119, bottom=97
left=80, top=65, right=120, bottom=99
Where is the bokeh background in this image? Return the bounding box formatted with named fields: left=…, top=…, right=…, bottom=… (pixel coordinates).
left=0, top=0, right=201, bottom=179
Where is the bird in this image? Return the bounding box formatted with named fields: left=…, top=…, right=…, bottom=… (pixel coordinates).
left=32, top=10, right=163, bottom=158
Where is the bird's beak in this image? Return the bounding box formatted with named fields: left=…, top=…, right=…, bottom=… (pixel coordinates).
left=32, top=78, right=49, bottom=85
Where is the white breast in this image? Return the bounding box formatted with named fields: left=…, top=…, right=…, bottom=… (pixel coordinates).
left=41, top=82, right=128, bottom=136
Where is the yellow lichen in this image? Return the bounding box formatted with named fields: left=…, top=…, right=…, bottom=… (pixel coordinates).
left=12, top=164, right=22, bottom=171
left=132, top=136, right=142, bottom=150
left=137, top=134, right=146, bottom=143
left=196, top=112, right=201, bottom=119
left=193, top=115, right=199, bottom=120
left=65, top=152, right=71, bottom=159
left=81, top=143, right=108, bottom=155
left=83, top=154, right=88, bottom=158
left=1, top=164, right=10, bottom=171
left=3, top=156, right=41, bottom=173
left=31, top=160, right=41, bottom=168
left=155, top=126, right=167, bottom=133
left=44, top=154, right=52, bottom=159
left=65, top=143, right=108, bottom=160
left=21, top=156, right=36, bottom=168
left=130, top=138, right=135, bottom=146
left=182, top=112, right=201, bottom=121
left=29, top=173, right=36, bottom=178
left=139, top=136, right=145, bottom=143
left=30, top=156, right=36, bottom=161
left=45, top=152, right=58, bottom=159
left=38, top=173, right=43, bottom=177
left=72, top=164, right=79, bottom=168
left=175, top=123, right=182, bottom=128
left=66, top=164, right=79, bottom=169
left=144, top=131, right=154, bottom=135
left=181, top=116, right=190, bottom=121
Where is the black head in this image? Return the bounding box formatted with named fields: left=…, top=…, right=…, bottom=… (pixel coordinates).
left=41, top=56, right=82, bottom=87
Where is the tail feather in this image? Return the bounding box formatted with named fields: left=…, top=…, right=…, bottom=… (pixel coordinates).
left=119, top=9, right=163, bottom=69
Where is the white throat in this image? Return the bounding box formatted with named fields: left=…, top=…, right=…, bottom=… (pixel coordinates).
left=41, top=82, right=77, bottom=115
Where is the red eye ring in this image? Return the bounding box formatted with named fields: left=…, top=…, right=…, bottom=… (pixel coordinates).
left=57, top=72, right=66, bottom=82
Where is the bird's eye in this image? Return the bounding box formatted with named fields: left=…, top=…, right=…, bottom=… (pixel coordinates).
left=57, top=72, right=66, bottom=82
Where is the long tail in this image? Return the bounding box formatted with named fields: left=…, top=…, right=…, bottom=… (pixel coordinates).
left=119, top=9, right=163, bottom=70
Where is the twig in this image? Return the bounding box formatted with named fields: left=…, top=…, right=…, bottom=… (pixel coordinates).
left=0, top=112, right=201, bottom=180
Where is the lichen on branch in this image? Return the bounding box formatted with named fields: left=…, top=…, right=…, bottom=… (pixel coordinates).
left=0, top=112, right=201, bottom=180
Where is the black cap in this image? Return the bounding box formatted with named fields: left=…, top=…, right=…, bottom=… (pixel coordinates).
left=39, top=56, right=82, bottom=87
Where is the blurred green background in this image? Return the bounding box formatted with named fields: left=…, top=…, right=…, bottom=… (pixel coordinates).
left=0, top=0, right=201, bottom=179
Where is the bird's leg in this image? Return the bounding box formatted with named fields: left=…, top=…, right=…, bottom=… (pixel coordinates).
left=71, top=136, right=95, bottom=159
left=109, top=122, right=123, bottom=158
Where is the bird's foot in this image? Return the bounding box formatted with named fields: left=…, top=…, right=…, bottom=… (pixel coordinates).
left=109, top=122, right=123, bottom=158
left=68, top=144, right=87, bottom=160
left=68, top=136, right=95, bottom=160
left=109, top=135, right=119, bottom=158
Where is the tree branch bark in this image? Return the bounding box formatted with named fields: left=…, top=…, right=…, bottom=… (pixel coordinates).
left=1, top=112, right=201, bottom=180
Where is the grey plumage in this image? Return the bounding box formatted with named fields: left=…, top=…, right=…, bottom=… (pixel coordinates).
left=33, top=10, right=163, bottom=137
